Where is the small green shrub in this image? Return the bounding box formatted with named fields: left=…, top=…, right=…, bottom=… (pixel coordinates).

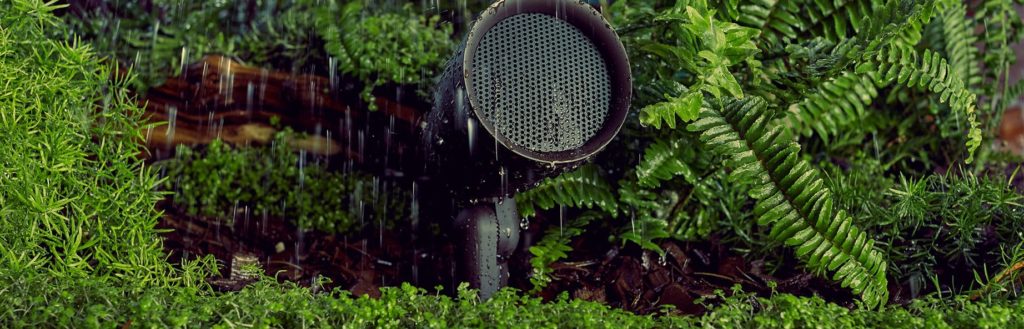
left=66, top=0, right=455, bottom=103
left=315, top=2, right=455, bottom=107
left=0, top=0, right=213, bottom=288
left=825, top=157, right=1024, bottom=297
left=158, top=132, right=408, bottom=234
left=67, top=0, right=324, bottom=89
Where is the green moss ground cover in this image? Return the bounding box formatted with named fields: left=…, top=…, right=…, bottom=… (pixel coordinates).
left=4, top=270, right=1024, bottom=328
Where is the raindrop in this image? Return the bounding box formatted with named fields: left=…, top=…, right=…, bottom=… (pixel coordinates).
left=328, top=56, right=338, bottom=90
left=298, top=149, right=306, bottom=188
left=179, top=47, right=189, bottom=76
left=165, top=106, right=177, bottom=149
left=259, top=69, right=268, bottom=107
left=246, top=82, right=255, bottom=115
left=872, top=131, right=880, bottom=159
left=498, top=166, right=508, bottom=199
left=261, top=209, right=269, bottom=235
left=559, top=205, right=565, bottom=237
left=468, top=117, right=478, bottom=156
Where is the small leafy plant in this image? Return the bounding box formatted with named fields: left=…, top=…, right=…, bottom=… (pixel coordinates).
left=158, top=131, right=408, bottom=234
left=66, top=0, right=455, bottom=102
left=0, top=0, right=215, bottom=288
left=315, top=2, right=455, bottom=107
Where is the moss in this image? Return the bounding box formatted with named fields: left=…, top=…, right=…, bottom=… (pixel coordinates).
left=3, top=268, right=1024, bottom=328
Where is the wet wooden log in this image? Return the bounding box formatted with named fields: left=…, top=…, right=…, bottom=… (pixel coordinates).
left=142, top=55, right=428, bottom=177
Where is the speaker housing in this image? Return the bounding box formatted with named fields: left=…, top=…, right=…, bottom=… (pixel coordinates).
left=420, top=0, right=630, bottom=298
left=423, top=0, right=631, bottom=201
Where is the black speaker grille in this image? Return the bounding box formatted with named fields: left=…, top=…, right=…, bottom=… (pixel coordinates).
left=468, top=13, right=611, bottom=153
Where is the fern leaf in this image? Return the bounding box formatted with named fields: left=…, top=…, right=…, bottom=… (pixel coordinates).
left=619, top=215, right=671, bottom=254
left=688, top=97, right=889, bottom=308
left=1008, top=78, right=1024, bottom=103
left=637, top=139, right=696, bottom=188
left=736, top=0, right=800, bottom=47
left=756, top=0, right=937, bottom=52
left=781, top=70, right=882, bottom=140
left=938, top=1, right=981, bottom=93
left=976, top=0, right=1022, bottom=86
left=316, top=2, right=361, bottom=75
left=748, top=0, right=876, bottom=47
left=809, top=0, right=877, bottom=42
left=640, top=91, right=703, bottom=129
left=529, top=211, right=603, bottom=293
left=860, top=45, right=983, bottom=162
left=516, top=165, right=618, bottom=218
left=617, top=180, right=672, bottom=254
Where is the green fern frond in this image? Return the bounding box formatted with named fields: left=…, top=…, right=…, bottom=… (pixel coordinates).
left=637, top=139, right=697, bottom=188
left=754, top=0, right=935, bottom=106
left=809, top=0, right=929, bottom=46
left=618, top=179, right=662, bottom=215
left=639, top=91, right=703, bottom=129
left=617, top=180, right=672, bottom=254
left=938, top=1, right=981, bottom=93
left=781, top=70, right=882, bottom=140
left=737, top=0, right=874, bottom=47
left=736, top=0, right=800, bottom=47
left=751, top=0, right=936, bottom=53
left=770, top=0, right=940, bottom=142
left=619, top=214, right=672, bottom=254
left=316, top=2, right=361, bottom=74
left=976, top=0, right=1023, bottom=84
left=806, top=0, right=878, bottom=42
left=516, top=165, right=618, bottom=219
left=1008, top=78, right=1024, bottom=103
left=975, top=0, right=1023, bottom=120
left=528, top=211, right=604, bottom=293
left=688, top=97, right=890, bottom=308
left=859, top=45, right=982, bottom=162
left=748, top=0, right=877, bottom=47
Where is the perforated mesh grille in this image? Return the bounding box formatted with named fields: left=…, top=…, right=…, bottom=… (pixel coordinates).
left=468, top=13, right=611, bottom=153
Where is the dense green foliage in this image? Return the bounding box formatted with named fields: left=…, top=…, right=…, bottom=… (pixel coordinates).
left=689, top=97, right=890, bottom=307
left=4, top=0, right=1024, bottom=325
left=158, top=132, right=408, bottom=233
left=825, top=159, right=1024, bottom=297
left=516, top=0, right=1024, bottom=308
left=4, top=268, right=1024, bottom=328
left=0, top=0, right=213, bottom=288
left=316, top=2, right=455, bottom=107
left=66, top=0, right=455, bottom=105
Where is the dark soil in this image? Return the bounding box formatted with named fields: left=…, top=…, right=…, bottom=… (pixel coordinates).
left=157, top=203, right=458, bottom=296
left=157, top=200, right=861, bottom=315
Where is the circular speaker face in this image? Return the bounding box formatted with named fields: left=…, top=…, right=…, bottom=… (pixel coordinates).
left=468, top=13, right=611, bottom=154
left=464, top=0, right=631, bottom=163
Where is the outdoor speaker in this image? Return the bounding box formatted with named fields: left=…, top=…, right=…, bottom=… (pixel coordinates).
left=421, top=0, right=630, bottom=298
